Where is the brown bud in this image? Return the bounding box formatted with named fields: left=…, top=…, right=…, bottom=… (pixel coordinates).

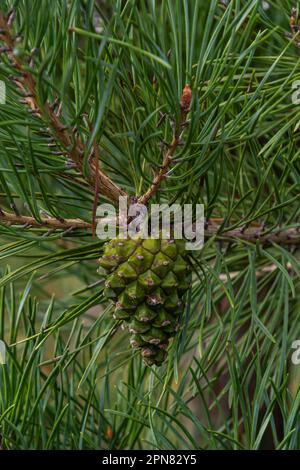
left=180, top=84, right=192, bottom=114
left=291, top=7, right=297, bottom=30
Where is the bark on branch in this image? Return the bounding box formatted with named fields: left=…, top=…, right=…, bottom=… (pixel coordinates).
left=0, top=209, right=91, bottom=230
left=1, top=209, right=300, bottom=246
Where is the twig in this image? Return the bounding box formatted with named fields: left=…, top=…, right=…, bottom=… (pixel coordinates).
left=1, top=209, right=300, bottom=246
left=0, top=10, right=126, bottom=205
left=138, top=84, right=192, bottom=205
left=205, top=220, right=300, bottom=245
left=0, top=209, right=91, bottom=230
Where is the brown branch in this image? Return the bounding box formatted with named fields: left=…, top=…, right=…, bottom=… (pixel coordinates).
left=0, top=209, right=91, bottom=230
left=1, top=209, right=300, bottom=246
left=205, top=220, right=300, bottom=245
left=138, top=136, right=179, bottom=206
left=0, top=10, right=126, bottom=205
left=138, top=84, right=192, bottom=206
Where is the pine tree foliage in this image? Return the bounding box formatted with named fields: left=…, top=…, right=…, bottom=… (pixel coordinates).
left=0, top=0, right=300, bottom=450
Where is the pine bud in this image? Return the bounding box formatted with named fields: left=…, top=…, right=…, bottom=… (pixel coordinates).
left=180, top=84, right=192, bottom=114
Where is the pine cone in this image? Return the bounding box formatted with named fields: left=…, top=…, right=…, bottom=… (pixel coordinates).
left=98, top=236, right=190, bottom=366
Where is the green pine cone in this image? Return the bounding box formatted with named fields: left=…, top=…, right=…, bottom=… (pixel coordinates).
left=99, top=236, right=190, bottom=366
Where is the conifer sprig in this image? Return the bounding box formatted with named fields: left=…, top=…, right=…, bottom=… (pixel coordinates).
left=0, top=9, right=126, bottom=205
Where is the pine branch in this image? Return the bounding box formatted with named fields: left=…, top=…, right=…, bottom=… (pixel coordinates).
left=0, top=9, right=127, bottom=205
left=138, top=84, right=192, bottom=205
left=0, top=208, right=91, bottom=230
left=1, top=208, right=300, bottom=246
left=206, top=222, right=300, bottom=245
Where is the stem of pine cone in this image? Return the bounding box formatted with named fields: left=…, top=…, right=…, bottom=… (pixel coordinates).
left=0, top=10, right=126, bottom=205
left=138, top=84, right=192, bottom=205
